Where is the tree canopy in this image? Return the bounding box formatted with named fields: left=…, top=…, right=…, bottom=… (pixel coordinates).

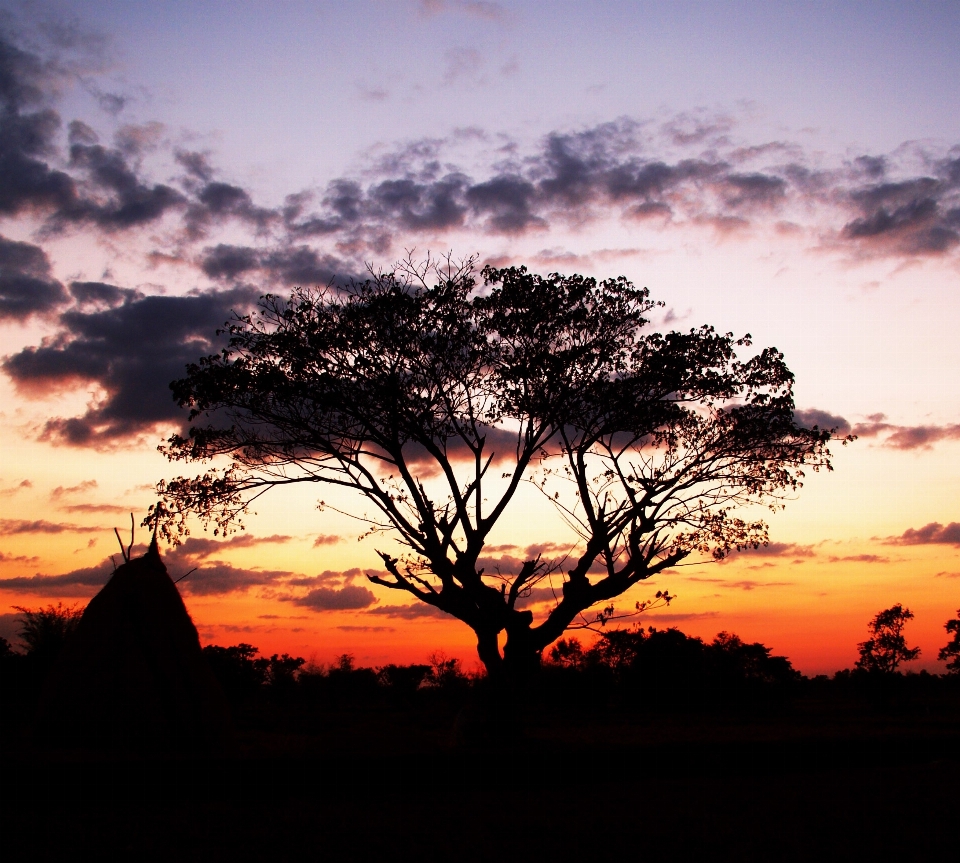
left=856, top=604, right=920, bottom=674
left=150, top=255, right=840, bottom=678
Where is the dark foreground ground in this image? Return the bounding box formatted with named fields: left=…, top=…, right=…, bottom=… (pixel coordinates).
left=3, top=700, right=959, bottom=862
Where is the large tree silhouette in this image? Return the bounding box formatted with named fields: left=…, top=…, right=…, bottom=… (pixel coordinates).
left=151, top=256, right=839, bottom=680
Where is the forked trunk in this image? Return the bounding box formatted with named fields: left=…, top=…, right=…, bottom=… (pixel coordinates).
left=454, top=627, right=544, bottom=746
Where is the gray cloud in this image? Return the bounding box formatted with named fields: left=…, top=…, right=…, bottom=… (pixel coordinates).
left=795, top=410, right=960, bottom=451
left=312, top=534, right=342, bottom=547
left=0, top=552, right=295, bottom=598
left=886, top=522, right=960, bottom=547
left=641, top=610, right=721, bottom=622
left=0, top=550, right=40, bottom=564
left=725, top=541, right=816, bottom=560
left=0, top=560, right=111, bottom=595
left=687, top=575, right=792, bottom=590
left=175, top=562, right=295, bottom=595
left=0, top=233, right=69, bottom=319
left=50, top=479, right=97, bottom=499
left=722, top=580, right=794, bottom=591
left=0, top=518, right=100, bottom=534
left=282, top=583, right=378, bottom=610
left=337, top=624, right=395, bottom=632
left=852, top=417, right=960, bottom=450
left=3, top=285, right=259, bottom=446
left=827, top=554, right=890, bottom=564
left=4, top=23, right=960, bottom=454
left=793, top=408, right=852, bottom=436
left=366, top=602, right=452, bottom=619
left=0, top=479, right=32, bottom=497
left=57, top=503, right=129, bottom=514
left=163, top=533, right=293, bottom=564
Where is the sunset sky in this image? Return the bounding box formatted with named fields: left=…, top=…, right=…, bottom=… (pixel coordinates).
left=2, top=0, right=960, bottom=674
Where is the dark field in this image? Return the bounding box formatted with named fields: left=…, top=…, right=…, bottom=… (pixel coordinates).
left=4, top=695, right=960, bottom=862
left=4, top=626, right=960, bottom=860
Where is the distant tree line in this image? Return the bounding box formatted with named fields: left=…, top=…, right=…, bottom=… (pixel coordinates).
left=3, top=603, right=960, bottom=731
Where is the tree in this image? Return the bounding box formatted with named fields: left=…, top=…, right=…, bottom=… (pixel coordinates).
left=150, top=255, right=839, bottom=681
left=938, top=609, right=960, bottom=674
left=855, top=604, right=920, bottom=674
left=13, top=602, right=83, bottom=664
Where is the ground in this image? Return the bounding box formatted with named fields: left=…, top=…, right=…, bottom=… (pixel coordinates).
left=4, top=698, right=959, bottom=861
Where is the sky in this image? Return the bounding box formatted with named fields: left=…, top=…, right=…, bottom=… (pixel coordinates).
left=1, top=0, right=960, bottom=674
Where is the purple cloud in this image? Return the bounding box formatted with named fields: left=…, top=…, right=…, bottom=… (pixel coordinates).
left=282, top=583, right=378, bottom=610
left=887, top=522, right=960, bottom=547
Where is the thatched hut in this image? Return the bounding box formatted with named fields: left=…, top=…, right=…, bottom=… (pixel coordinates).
left=35, top=536, right=229, bottom=751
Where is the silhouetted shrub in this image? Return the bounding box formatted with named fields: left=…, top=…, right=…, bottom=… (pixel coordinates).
left=938, top=609, right=960, bottom=674
left=376, top=663, right=432, bottom=702
left=201, top=643, right=308, bottom=707
left=13, top=602, right=83, bottom=671
left=544, top=626, right=800, bottom=711
left=856, top=604, right=920, bottom=674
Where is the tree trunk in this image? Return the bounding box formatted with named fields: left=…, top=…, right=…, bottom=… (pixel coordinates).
left=454, top=624, right=543, bottom=746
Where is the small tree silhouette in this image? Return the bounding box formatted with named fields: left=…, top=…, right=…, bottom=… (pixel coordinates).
left=855, top=604, right=920, bottom=674
left=938, top=609, right=960, bottom=674
left=13, top=602, right=83, bottom=664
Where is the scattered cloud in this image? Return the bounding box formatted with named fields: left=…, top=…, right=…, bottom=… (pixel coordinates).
left=514, top=586, right=560, bottom=607
left=58, top=503, right=130, bottom=514
left=366, top=602, right=452, bottom=619
left=724, top=541, right=816, bottom=560
left=0, top=550, right=40, bottom=565
left=641, top=610, right=721, bottom=622
left=312, top=534, right=342, bottom=547
left=171, top=562, right=295, bottom=596
left=0, top=479, right=32, bottom=497
left=282, top=583, right=378, bottom=610
left=336, top=624, right=395, bottom=632
left=50, top=480, right=97, bottom=499
left=827, top=554, right=890, bottom=564
left=0, top=235, right=69, bottom=320
left=852, top=416, right=960, bottom=450
left=286, top=568, right=368, bottom=588
left=0, top=518, right=100, bottom=534
left=722, top=580, right=794, bottom=591
left=688, top=575, right=793, bottom=589
left=793, top=409, right=852, bottom=435
left=3, top=285, right=260, bottom=447
left=2, top=24, right=960, bottom=455
left=164, top=533, right=294, bottom=562
left=886, top=522, right=960, bottom=547
left=0, top=560, right=112, bottom=595
left=795, top=410, right=960, bottom=451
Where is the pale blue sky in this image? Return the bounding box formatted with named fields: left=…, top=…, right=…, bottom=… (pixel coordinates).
left=18, top=0, right=960, bottom=198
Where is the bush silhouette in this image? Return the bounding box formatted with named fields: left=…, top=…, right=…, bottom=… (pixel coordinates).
left=938, top=609, right=960, bottom=674
left=856, top=604, right=920, bottom=674
left=13, top=602, right=83, bottom=668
